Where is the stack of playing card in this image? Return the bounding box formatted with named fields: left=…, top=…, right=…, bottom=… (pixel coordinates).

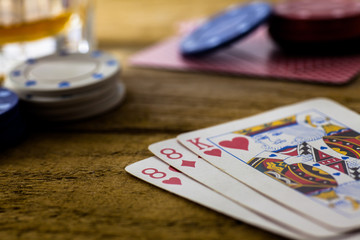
left=126, top=98, right=360, bottom=239
left=4, top=51, right=125, bottom=121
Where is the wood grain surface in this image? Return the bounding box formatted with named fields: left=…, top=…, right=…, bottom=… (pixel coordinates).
left=1, top=0, right=360, bottom=239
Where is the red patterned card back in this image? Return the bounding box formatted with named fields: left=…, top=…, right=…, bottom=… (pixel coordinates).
left=130, top=27, right=360, bottom=84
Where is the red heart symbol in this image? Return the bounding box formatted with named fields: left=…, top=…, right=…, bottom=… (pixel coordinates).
left=219, top=137, right=249, bottom=150
left=204, top=149, right=222, bottom=157
left=162, top=177, right=182, bottom=185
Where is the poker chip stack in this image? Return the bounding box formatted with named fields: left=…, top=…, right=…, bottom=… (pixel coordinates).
left=4, top=51, right=125, bottom=121
left=0, top=87, right=26, bottom=149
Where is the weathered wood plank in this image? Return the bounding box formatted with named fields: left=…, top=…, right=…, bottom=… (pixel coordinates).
left=1, top=0, right=360, bottom=239
left=0, top=133, right=283, bottom=240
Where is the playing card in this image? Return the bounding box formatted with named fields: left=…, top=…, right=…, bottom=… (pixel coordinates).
left=150, top=139, right=345, bottom=238
left=130, top=27, right=360, bottom=84
left=125, top=157, right=304, bottom=239
left=177, top=98, right=360, bottom=231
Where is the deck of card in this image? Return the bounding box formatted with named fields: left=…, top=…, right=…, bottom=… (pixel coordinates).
left=126, top=98, right=360, bottom=239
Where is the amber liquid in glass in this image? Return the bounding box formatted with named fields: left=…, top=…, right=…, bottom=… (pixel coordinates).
left=0, top=12, right=72, bottom=45
left=0, top=0, right=93, bottom=80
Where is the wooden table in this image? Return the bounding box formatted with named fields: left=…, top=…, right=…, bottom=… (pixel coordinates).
left=1, top=0, right=360, bottom=239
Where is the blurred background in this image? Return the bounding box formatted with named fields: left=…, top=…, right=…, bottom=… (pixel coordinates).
left=95, top=0, right=253, bottom=46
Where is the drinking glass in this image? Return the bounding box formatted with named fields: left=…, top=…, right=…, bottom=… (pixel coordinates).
left=0, top=0, right=95, bottom=79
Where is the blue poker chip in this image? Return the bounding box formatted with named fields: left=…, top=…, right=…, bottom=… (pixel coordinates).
left=180, top=2, right=272, bottom=57
left=0, top=88, right=26, bottom=149
left=0, top=88, right=19, bottom=122
left=0, top=112, right=26, bottom=149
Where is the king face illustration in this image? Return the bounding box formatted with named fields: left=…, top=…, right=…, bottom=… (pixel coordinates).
left=232, top=112, right=360, bottom=194
left=252, top=121, right=325, bottom=152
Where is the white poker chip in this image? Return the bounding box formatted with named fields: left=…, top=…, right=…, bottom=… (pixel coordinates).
left=6, top=51, right=126, bottom=121
left=5, top=51, right=120, bottom=95
left=27, top=82, right=126, bottom=121
left=27, top=82, right=122, bottom=114
left=19, top=77, right=119, bottom=107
